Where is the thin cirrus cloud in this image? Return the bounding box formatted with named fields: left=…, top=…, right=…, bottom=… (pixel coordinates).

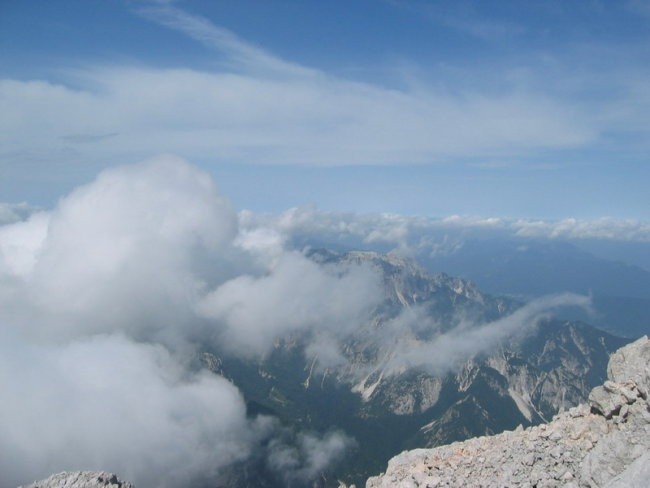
left=0, top=3, right=599, bottom=176
left=136, top=2, right=315, bottom=77
left=0, top=68, right=592, bottom=168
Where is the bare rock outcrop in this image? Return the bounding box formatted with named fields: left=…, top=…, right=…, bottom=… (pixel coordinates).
left=367, top=336, right=650, bottom=488
left=19, top=472, right=134, bottom=488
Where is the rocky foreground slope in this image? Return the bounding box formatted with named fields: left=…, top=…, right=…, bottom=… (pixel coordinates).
left=366, top=335, right=650, bottom=488
left=19, top=472, right=134, bottom=488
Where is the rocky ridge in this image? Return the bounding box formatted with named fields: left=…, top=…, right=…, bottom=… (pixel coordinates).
left=19, top=472, right=134, bottom=488
left=212, top=251, right=626, bottom=485
left=366, top=335, right=650, bottom=488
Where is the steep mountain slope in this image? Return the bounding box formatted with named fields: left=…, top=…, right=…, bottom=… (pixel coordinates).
left=206, top=251, right=627, bottom=486
left=367, top=336, right=650, bottom=488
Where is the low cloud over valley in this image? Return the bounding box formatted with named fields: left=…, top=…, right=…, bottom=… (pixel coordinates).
left=0, top=157, right=597, bottom=487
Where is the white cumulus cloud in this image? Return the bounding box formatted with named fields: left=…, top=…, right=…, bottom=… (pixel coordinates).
left=0, top=156, right=377, bottom=487
left=0, top=334, right=252, bottom=488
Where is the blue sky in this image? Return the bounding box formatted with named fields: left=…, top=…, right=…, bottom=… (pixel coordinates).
left=1, top=0, right=649, bottom=219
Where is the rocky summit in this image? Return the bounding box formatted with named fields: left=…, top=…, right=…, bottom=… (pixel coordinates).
left=366, top=335, right=650, bottom=488
left=19, top=472, right=134, bottom=488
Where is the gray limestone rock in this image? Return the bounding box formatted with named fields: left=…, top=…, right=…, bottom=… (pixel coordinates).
left=604, top=451, right=650, bottom=488
left=367, top=336, right=650, bottom=488
left=607, top=335, right=650, bottom=398
left=19, top=472, right=134, bottom=488
left=588, top=379, right=639, bottom=418
left=589, top=384, right=623, bottom=418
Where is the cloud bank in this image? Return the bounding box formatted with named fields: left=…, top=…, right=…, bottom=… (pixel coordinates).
left=0, top=334, right=252, bottom=488
left=197, top=251, right=381, bottom=357
left=0, top=202, right=38, bottom=226
left=0, top=156, right=597, bottom=486
left=240, top=207, right=650, bottom=258
left=0, top=156, right=370, bottom=487
left=266, top=430, right=355, bottom=484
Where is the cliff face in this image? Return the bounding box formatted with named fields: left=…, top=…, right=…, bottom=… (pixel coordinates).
left=366, top=336, right=650, bottom=488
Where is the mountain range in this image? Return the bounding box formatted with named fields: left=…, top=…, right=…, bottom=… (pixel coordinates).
left=417, top=238, right=650, bottom=338
left=204, top=250, right=628, bottom=487
left=368, top=335, right=650, bottom=488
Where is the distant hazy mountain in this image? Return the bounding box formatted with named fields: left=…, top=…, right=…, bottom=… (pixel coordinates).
left=418, top=238, right=650, bottom=337
left=204, top=250, right=627, bottom=487
left=420, top=238, right=650, bottom=298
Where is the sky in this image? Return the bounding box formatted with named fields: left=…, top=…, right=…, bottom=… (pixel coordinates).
left=1, top=0, right=650, bottom=219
